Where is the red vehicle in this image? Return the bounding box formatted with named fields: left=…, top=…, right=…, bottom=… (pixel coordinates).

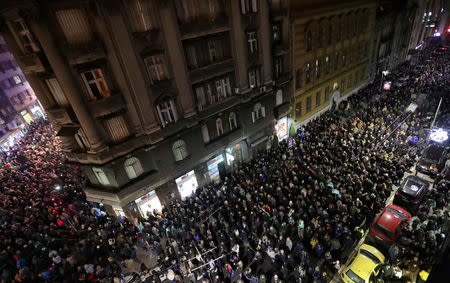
left=368, top=205, right=411, bottom=246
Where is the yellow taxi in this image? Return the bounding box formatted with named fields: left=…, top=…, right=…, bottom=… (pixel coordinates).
left=341, top=244, right=385, bottom=283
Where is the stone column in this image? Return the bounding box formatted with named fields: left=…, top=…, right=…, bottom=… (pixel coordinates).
left=159, top=1, right=196, bottom=118
left=259, top=0, right=272, bottom=84
left=230, top=0, right=249, bottom=93
left=28, top=19, right=107, bottom=152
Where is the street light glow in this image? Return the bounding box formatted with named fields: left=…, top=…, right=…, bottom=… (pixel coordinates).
left=430, top=128, right=448, bottom=143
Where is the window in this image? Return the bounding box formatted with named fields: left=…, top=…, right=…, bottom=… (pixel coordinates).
left=247, top=31, right=258, bottom=53
left=315, top=59, right=320, bottom=78
left=229, top=112, right=237, bottom=130
left=241, top=0, right=257, bottom=14
left=274, top=56, right=283, bottom=79
left=185, top=35, right=229, bottom=69
left=325, top=86, right=330, bottom=101
left=124, top=157, right=144, bottom=179
left=55, top=9, right=93, bottom=45
left=347, top=75, right=352, bottom=88
left=305, top=64, right=311, bottom=83
left=12, top=18, right=39, bottom=52
left=174, top=0, right=224, bottom=24
left=316, top=91, right=321, bottom=107
left=252, top=103, right=265, bottom=122
left=172, top=140, right=189, bottom=161
left=295, top=102, right=302, bottom=119
left=216, top=118, right=224, bottom=136
left=157, top=98, right=178, bottom=126
left=328, top=22, right=332, bottom=45
left=275, top=89, right=283, bottom=106
left=306, top=30, right=312, bottom=51
left=340, top=79, right=345, bottom=91
left=325, top=56, right=330, bottom=74
left=93, top=167, right=110, bottom=186
left=295, top=68, right=302, bottom=89
left=45, top=78, right=69, bottom=106
left=342, top=50, right=346, bottom=67
left=306, top=96, right=312, bottom=112
left=334, top=52, right=339, bottom=70
left=248, top=68, right=260, bottom=89
left=144, top=54, right=168, bottom=84
left=318, top=27, right=323, bottom=48
left=272, top=22, right=282, bottom=44
left=215, top=77, right=231, bottom=100
left=202, top=125, right=210, bottom=143
left=13, top=75, right=22, bottom=84
left=124, top=0, right=159, bottom=32
left=81, top=69, right=110, bottom=100
left=104, top=115, right=130, bottom=142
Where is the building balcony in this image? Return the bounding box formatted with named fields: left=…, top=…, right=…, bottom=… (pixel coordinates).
left=180, top=17, right=229, bottom=40
left=189, top=58, right=234, bottom=84
left=46, top=107, right=77, bottom=125
left=16, top=53, right=45, bottom=73
left=65, top=41, right=106, bottom=65
left=88, top=93, right=126, bottom=118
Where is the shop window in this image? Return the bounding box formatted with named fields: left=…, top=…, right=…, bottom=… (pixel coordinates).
left=81, top=69, right=110, bottom=100
left=172, top=140, right=189, bottom=161
left=216, top=118, right=224, bottom=136
left=12, top=18, right=39, bottom=53
left=316, top=91, right=321, bottom=107
left=157, top=98, right=178, bottom=127
left=241, top=0, right=257, bottom=14
left=124, top=157, right=144, bottom=179
left=295, top=101, right=302, bottom=119
left=306, top=96, right=312, bottom=112
left=56, top=9, right=93, bottom=45
left=295, top=68, right=302, bottom=89
left=93, top=167, right=110, bottom=186
left=229, top=112, right=237, bottom=130
left=144, top=54, right=168, bottom=84
left=252, top=102, right=265, bottom=122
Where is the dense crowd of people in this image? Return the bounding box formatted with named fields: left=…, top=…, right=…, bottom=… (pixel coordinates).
left=0, top=37, right=448, bottom=283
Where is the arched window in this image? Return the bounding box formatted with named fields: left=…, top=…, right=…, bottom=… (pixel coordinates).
left=124, top=157, right=144, bottom=179
left=216, top=118, right=224, bottom=136
left=317, top=26, right=323, bottom=48
left=229, top=112, right=237, bottom=130
left=306, top=30, right=312, bottom=51
left=172, top=140, right=188, bottom=161
left=252, top=102, right=265, bottom=122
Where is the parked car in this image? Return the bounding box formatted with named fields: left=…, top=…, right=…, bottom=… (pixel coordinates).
left=393, top=175, right=430, bottom=212
left=368, top=205, right=411, bottom=246
left=416, top=144, right=447, bottom=175
left=341, top=244, right=385, bottom=283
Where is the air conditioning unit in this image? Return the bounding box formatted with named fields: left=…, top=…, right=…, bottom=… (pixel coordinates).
left=234, top=88, right=240, bottom=94
left=260, top=86, right=267, bottom=93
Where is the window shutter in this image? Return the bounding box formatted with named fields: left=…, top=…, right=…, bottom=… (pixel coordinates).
left=104, top=115, right=130, bottom=142
left=46, top=78, right=69, bottom=106
left=56, top=9, right=93, bottom=45
left=251, top=111, right=255, bottom=123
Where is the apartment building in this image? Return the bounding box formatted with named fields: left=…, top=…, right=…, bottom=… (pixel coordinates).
left=0, top=0, right=292, bottom=217
left=291, top=0, right=377, bottom=126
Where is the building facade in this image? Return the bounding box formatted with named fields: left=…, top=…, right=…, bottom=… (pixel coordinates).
left=0, top=35, right=43, bottom=131
left=0, top=0, right=292, bottom=217
left=290, top=0, right=377, bottom=126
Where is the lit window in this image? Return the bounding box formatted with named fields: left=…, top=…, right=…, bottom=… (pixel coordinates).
left=93, top=167, right=110, bottom=186
left=81, top=69, right=110, bottom=100
left=252, top=102, right=265, bottom=122
left=13, top=75, right=22, bottom=84
left=124, top=157, right=144, bottom=179
left=172, top=140, right=188, bottom=161
left=248, top=68, right=260, bottom=88
left=247, top=31, right=258, bottom=53
left=157, top=98, right=178, bottom=127
left=315, top=59, right=320, bottom=78
left=325, top=56, right=330, bottom=74
left=229, top=112, right=237, bottom=130
left=144, top=54, right=168, bottom=84
left=216, top=118, right=224, bottom=136
left=305, top=63, right=311, bottom=83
